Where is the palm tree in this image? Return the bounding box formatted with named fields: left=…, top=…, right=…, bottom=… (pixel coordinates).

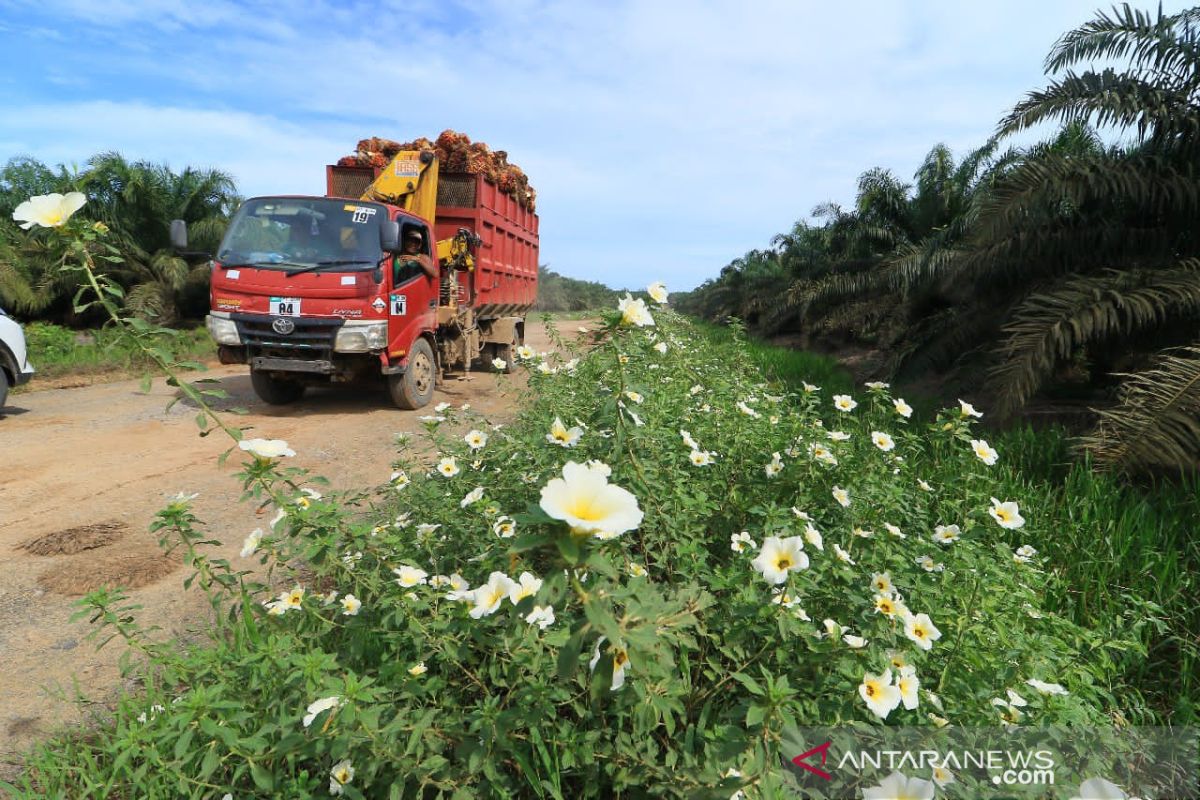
left=81, top=152, right=238, bottom=323
left=977, top=4, right=1200, bottom=472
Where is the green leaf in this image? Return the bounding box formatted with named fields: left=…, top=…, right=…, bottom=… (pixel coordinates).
left=250, top=761, right=275, bottom=791
left=731, top=672, right=766, bottom=696
left=557, top=628, right=585, bottom=680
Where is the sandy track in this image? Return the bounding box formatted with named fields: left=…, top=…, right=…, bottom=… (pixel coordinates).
left=0, top=321, right=567, bottom=772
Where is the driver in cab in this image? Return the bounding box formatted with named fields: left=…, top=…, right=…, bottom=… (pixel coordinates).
left=400, top=229, right=435, bottom=279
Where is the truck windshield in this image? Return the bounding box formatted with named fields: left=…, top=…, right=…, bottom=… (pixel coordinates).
left=216, top=198, right=387, bottom=272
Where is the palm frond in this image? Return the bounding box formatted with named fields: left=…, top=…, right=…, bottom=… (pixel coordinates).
left=1077, top=344, right=1200, bottom=473
left=989, top=264, right=1200, bottom=415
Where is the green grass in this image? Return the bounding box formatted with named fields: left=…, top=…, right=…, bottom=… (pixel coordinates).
left=21, top=322, right=216, bottom=385
left=702, top=319, right=1198, bottom=723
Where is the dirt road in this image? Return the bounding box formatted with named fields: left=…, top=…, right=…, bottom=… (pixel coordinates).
left=0, top=321, right=566, bottom=772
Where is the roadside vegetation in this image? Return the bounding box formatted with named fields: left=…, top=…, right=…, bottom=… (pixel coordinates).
left=533, top=266, right=626, bottom=313
left=7, top=281, right=1192, bottom=796
left=17, top=321, right=215, bottom=386
left=675, top=4, right=1200, bottom=476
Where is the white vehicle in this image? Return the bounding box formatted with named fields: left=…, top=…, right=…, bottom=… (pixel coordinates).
left=0, top=307, right=35, bottom=410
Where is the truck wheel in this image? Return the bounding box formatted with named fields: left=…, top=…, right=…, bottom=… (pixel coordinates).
left=0, top=370, right=9, bottom=412
left=494, top=330, right=520, bottom=374
left=250, top=370, right=306, bottom=405
left=389, top=338, right=435, bottom=409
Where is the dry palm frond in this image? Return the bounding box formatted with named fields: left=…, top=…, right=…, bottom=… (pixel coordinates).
left=1077, top=344, right=1200, bottom=473
left=988, top=264, right=1200, bottom=415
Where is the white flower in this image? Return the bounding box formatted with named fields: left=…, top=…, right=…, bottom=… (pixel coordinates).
left=802, top=382, right=820, bottom=393
left=1014, top=544, right=1038, bottom=563
left=833, top=543, right=856, bottom=564
left=460, top=486, right=485, bottom=507
left=894, top=398, right=914, bottom=418
left=414, top=523, right=441, bottom=540
left=971, top=439, right=999, bottom=465
left=989, top=497, right=1025, bottom=529
left=764, top=454, right=783, bottom=478
left=680, top=429, right=699, bottom=449
left=791, top=507, right=810, bottom=520
left=859, top=670, right=903, bottom=720
left=689, top=384, right=704, bottom=396
left=623, top=390, right=644, bottom=405
left=1070, top=778, right=1128, bottom=799
left=647, top=281, right=669, bottom=304
left=871, top=431, right=896, bottom=452
left=827, top=430, right=851, bottom=442
left=436, top=456, right=460, bottom=477
left=933, top=524, right=961, bottom=544
left=445, top=574, right=473, bottom=602
left=341, top=594, right=361, bottom=616
left=470, top=571, right=517, bottom=618
left=589, top=637, right=630, bottom=690
left=493, top=516, right=516, bottom=538
left=751, top=536, right=809, bottom=584
left=917, top=478, right=933, bottom=492
left=653, top=341, right=668, bottom=354
left=516, top=344, right=536, bottom=360
left=392, top=565, right=428, bottom=588
left=546, top=417, right=584, bottom=447
left=958, top=399, right=984, bottom=418
left=689, top=450, right=715, bottom=466
left=803, top=524, right=824, bottom=551
left=618, top=293, right=655, bottom=327
left=823, top=619, right=843, bottom=639
left=730, top=531, right=756, bottom=553
left=492, top=357, right=507, bottom=370
left=843, top=634, right=869, bottom=649
left=302, top=696, right=342, bottom=728
left=884, top=523, right=906, bottom=539
left=1026, top=678, right=1068, bottom=695
left=464, top=429, right=488, bottom=450
left=833, top=394, right=858, bottom=412
left=852, top=526, right=873, bottom=538
left=539, top=461, right=643, bottom=540
left=932, top=766, right=955, bottom=788
left=240, top=528, right=263, bottom=558
left=329, top=759, right=355, bottom=795
left=897, top=665, right=920, bottom=710
left=735, top=400, right=761, bottom=418
left=871, top=572, right=895, bottom=595
left=904, top=613, right=942, bottom=651
left=537, top=361, right=555, bottom=375
left=509, top=571, right=543, bottom=604
left=391, top=470, right=411, bottom=489
left=832, top=486, right=851, bottom=508
left=525, top=604, right=556, bottom=629
left=408, top=661, right=427, bottom=677
left=627, top=562, right=648, bottom=578
left=12, top=191, right=86, bottom=229
left=238, top=438, right=295, bottom=459
left=863, top=771, right=934, bottom=800
left=915, top=555, right=944, bottom=572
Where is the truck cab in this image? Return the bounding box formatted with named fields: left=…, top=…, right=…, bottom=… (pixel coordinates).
left=189, top=148, right=538, bottom=411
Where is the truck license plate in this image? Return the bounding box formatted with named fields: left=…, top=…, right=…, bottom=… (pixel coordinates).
left=269, top=297, right=301, bottom=317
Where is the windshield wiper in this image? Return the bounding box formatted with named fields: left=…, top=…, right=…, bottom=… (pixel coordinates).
left=284, top=259, right=375, bottom=277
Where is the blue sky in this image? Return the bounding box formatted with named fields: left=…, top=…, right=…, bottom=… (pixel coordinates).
left=0, top=1, right=1187, bottom=291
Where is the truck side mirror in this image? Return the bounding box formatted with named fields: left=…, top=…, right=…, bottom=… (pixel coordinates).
left=169, top=219, right=188, bottom=250
left=380, top=220, right=400, bottom=253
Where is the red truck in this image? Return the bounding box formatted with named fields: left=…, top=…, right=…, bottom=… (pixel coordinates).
left=173, top=145, right=539, bottom=410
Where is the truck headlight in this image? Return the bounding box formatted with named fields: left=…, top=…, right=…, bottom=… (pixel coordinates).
left=206, top=314, right=241, bottom=345
left=335, top=321, right=388, bottom=352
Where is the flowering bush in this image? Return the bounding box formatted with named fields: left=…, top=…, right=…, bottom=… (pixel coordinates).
left=16, top=292, right=1140, bottom=798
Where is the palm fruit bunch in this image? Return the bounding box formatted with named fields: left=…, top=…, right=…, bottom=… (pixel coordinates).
left=338, top=131, right=536, bottom=210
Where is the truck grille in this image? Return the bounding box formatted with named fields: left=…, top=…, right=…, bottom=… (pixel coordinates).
left=233, top=314, right=344, bottom=361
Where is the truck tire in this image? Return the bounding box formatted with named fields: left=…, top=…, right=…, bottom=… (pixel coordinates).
left=250, top=370, right=306, bottom=405
left=494, top=329, right=520, bottom=374
left=388, top=338, right=435, bottom=410
left=0, top=370, right=9, bottom=412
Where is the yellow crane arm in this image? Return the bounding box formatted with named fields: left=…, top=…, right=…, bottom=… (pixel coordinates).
left=360, top=150, right=440, bottom=223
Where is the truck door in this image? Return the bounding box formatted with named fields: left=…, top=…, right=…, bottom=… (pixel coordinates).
left=386, top=220, right=438, bottom=363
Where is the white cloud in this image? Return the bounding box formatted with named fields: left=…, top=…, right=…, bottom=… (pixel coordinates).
left=3, top=0, right=1190, bottom=290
